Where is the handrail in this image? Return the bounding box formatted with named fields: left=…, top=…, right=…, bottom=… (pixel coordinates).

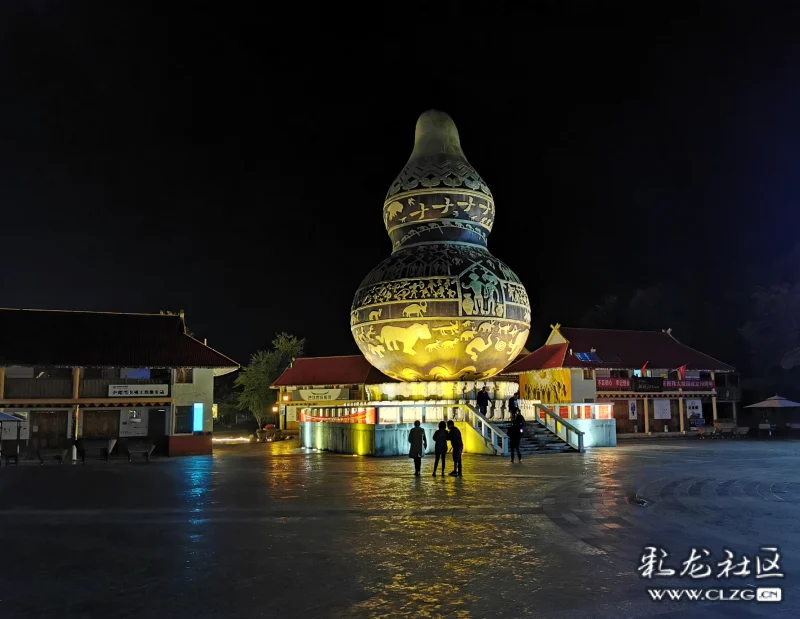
left=300, top=399, right=509, bottom=456
left=524, top=402, right=585, bottom=453
left=460, top=402, right=509, bottom=457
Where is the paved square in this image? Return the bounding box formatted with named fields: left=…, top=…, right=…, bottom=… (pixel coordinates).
left=1, top=440, right=799, bottom=618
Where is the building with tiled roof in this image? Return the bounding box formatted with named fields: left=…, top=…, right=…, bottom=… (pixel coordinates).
left=504, top=324, right=740, bottom=435
left=0, top=308, right=238, bottom=457
left=271, top=355, right=396, bottom=432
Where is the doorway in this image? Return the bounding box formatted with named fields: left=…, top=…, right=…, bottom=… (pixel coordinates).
left=82, top=409, right=120, bottom=439
left=29, top=410, right=69, bottom=456
left=148, top=408, right=168, bottom=455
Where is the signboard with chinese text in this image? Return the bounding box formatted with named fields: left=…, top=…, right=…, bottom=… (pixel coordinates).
left=108, top=384, right=169, bottom=397
left=596, top=377, right=631, bottom=390
left=628, top=399, right=638, bottom=420
left=299, top=408, right=376, bottom=424
left=663, top=380, right=715, bottom=390
left=632, top=377, right=664, bottom=393
left=295, top=389, right=349, bottom=402
left=686, top=398, right=703, bottom=419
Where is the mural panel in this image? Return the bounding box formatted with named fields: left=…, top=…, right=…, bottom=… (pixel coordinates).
left=520, top=369, right=572, bottom=404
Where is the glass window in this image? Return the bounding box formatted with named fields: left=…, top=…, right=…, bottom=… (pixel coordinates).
left=174, top=405, right=193, bottom=434
left=583, top=369, right=594, bottom=380
left=175, top=368, right=194, bottom=384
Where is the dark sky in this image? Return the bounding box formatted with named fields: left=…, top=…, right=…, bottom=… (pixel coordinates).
left=1, top=2, right=799, bottom=366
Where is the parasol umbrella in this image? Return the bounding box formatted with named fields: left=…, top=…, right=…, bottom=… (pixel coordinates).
left=744, top=395, right=800, bottom=408
left=744, top=395, right=800, bottom=436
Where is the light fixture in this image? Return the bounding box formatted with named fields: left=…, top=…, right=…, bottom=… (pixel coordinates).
left=282, top=395, right=289, bottom=402
left=272, top=405, right=279, bottom=413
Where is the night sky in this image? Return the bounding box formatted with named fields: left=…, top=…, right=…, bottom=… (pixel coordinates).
left=2, top=2, right=799, bottom=368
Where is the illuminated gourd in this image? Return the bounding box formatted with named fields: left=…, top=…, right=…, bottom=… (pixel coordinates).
left=351, top=110, right=530, bottom=381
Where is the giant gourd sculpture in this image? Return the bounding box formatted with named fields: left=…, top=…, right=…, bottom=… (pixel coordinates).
left=351, top=110, right=530, bottom=381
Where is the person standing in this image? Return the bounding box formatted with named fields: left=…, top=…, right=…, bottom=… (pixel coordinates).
left=508, top=390, right=521, bottom=420
left=408, top=419, right=427, bottom=476
left=432, top=421, right=448, bottom=476
left=477, top=386, right=491, bottom=418
left=509, top=409, right=526, bottom=463
left=446, top=420, right=463, bottom=476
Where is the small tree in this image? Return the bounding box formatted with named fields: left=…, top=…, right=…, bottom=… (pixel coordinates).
left=235, top=333, right=305, bottom=428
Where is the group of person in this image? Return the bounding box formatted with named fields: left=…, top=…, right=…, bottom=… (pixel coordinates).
left=408, top=419, right=462, bottom=476
left=407, top=389, right=529, bottom=475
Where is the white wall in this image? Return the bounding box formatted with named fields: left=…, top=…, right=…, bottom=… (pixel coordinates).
left=571, top=369, right=598, bottom=403
left=172, top=368, right=215, bottom=434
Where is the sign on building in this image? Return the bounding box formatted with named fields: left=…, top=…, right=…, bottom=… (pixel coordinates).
left=654, top=399, right=672, bottom=420
left=628, top=399, right=638, bottom=420
left=686, top=398, right=703, bottom=419
left=109, top=384, right=169, bottom=397
left=631, top=377, right=664, bottom=393
left=295, top=388, right=349, bottom=401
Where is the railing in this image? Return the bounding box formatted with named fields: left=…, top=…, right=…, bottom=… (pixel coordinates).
left=715, top=385, right=741, bottom=401
left=79, top=378, right=169, bottom=398
left=461, top=402, right=508, bottom=456
left=520, top=400, right=585, bottom=453
left=4, top=378, right=72, bottom=399
left=301, top=399, right=509, bottom=456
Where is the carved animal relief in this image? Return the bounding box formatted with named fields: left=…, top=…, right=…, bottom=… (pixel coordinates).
left=351, top=111, right=531, bottom=381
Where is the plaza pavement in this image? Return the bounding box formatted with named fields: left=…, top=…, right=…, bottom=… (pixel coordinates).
left=0, top=439, right=799, bottom=618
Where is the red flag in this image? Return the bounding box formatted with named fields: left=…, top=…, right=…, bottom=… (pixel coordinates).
left=641, top=361, right=649, bottom=376
left=678, top=365, right=687, bottom=380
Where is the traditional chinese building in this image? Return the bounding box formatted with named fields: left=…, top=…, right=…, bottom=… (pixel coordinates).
left=271, top=355, right=395, bottom=432
left=0, top=308, right=238, bottom=457
left=504, top=324, right=739, bottom=435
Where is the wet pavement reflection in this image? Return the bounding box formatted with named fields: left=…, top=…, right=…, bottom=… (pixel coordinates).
left=0, top=439, right=799, bottom=617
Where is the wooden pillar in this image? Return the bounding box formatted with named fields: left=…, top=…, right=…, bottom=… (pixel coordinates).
left=678, top=396, right=685, bottom=434
left=72, top=367, right=81, bottom=461
left=732, top=400, right=737, bottom=424
left=72, top=367, right=81, bottom=399
left=711, top=372, right=718, bottom=421
left=0, top=366, right=5, bottom=400
left=643, top=398, right=650, bottom=434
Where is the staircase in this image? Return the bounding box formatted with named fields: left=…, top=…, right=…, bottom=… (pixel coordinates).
left=496, top=420, right=576, bottom=455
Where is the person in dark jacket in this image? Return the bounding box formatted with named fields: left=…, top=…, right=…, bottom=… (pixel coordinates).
left=432, top=420, right=448, bottom=476
left=446, top=420, right=463, bottom=476
left=408, top=420, right=427, bottom=476
left=508, top=391, right=521, bottom=419
left=509, top=410, right=526, bottom=463
left=476, top=386, right=491, bottom=418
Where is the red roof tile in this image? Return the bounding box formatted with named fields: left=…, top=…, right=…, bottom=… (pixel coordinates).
left=0, top=308, right=238, bottom=369
left=504, top=344, right=568, bottom=374
left=272, top=355, right=396, bottom=387
left=558, top=327, right=733, bottom=372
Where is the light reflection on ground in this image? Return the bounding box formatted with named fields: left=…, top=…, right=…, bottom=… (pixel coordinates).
left=0, top=440, right=799, bottom=618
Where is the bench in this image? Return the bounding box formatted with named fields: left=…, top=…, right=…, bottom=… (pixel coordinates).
left=124, top=441, right=155, bottom=462
left=37, top=447, right=71, bottom=465
left=758, top=423, right=775, bottom=437
left=713, top=421, right=737, bottom=438
left=77, top=439, right=117, bottom=464
left=734, top=426, right=751, bottom=438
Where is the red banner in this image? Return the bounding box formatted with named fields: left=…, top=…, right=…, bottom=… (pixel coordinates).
left=299, top=408, right=376, bottom=424
left=663, top=380, right=715, bottom=390
left=596, top=378, right=714, bottom=390
left=596, top=378, right=630, bottom=389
